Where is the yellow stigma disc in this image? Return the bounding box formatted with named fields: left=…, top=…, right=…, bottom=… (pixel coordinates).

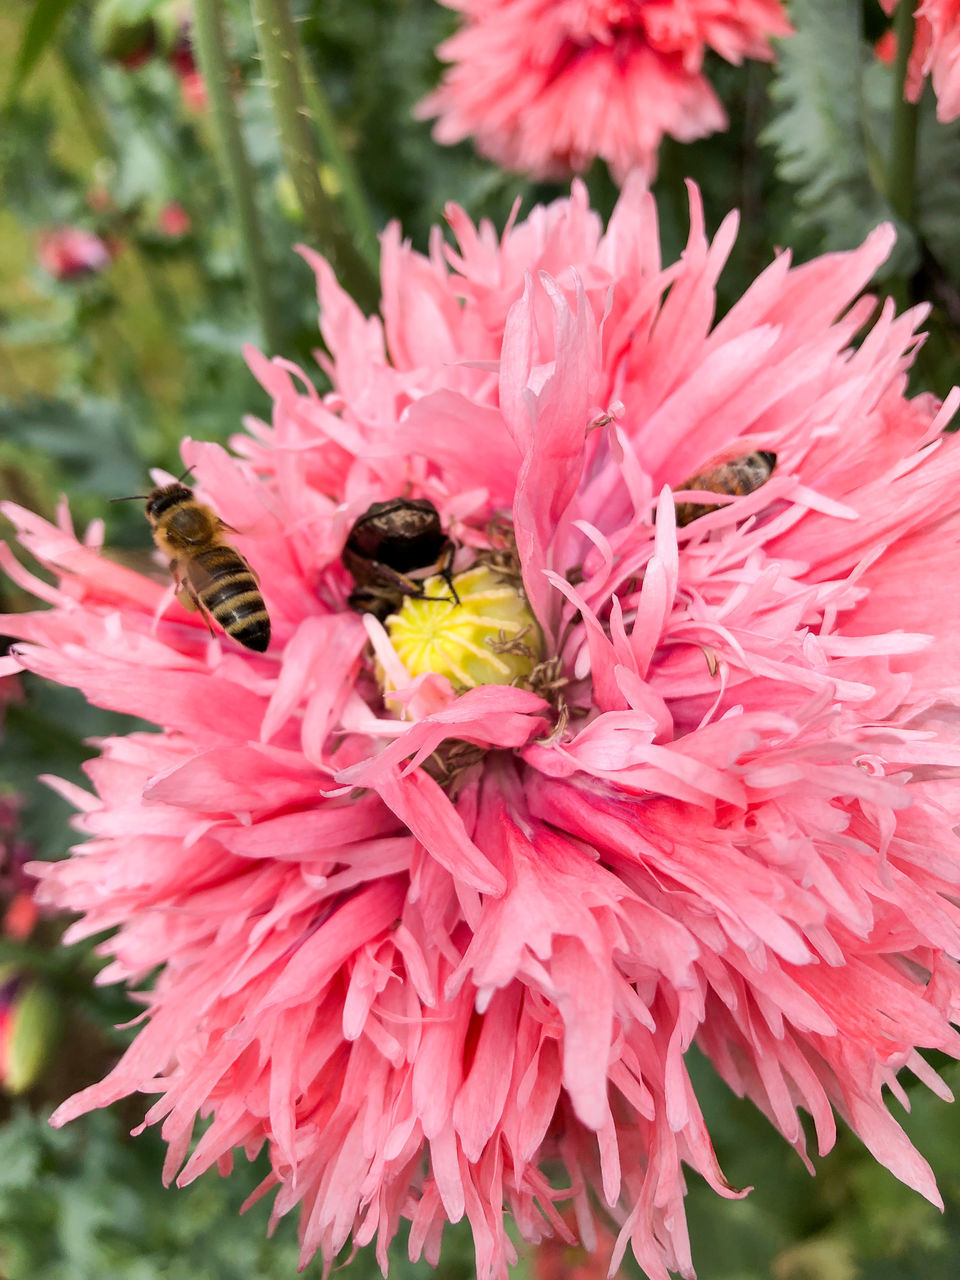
left=385, top=564, right=543, bottom=692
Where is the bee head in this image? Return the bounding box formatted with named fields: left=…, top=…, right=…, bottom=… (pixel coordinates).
left=145, top=483, right=195, bottom=523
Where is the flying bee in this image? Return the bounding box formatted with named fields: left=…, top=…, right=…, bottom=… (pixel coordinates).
left=342, top=497, right=457, bottom=622
left=673, top=450, right=777, bottom=527
left=113, top=481, right=270, bottom=652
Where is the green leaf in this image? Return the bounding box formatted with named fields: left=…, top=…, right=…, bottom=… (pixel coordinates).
left=4, top=0, right=81, bottom=109
left=0, top=1110, right=43, bottom=1192
left=762, top=0, right=915, bottom=276
left=0, top=397, right=144, bottom=500
left=860, top=61, right=960, bottom=289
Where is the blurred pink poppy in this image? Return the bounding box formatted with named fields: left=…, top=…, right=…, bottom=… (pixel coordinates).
left=36, top=228, right=113, bottom=281
left=156, top=202, right=192, bottom=239
left=418, top=0, right=791, bottom=180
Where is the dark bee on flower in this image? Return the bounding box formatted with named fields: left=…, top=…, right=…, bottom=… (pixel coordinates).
left=342, top=497, right=457, bottom=622
left=673, top=450, right=777, bottom=527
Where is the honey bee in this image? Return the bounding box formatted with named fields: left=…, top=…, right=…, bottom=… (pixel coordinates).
left=342, top=497, right=456, bottom=622
left=115, top=481, right=270, bottom=651
left=673, top=450, right=776, bottom=527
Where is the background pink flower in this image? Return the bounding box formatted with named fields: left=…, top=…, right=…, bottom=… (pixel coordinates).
left=3, top=180, right=960, bottom=1279
left=0, top=792, right=38, bottom=943
left=155, top=202, right=192, bottom=239
left=880, top=0, right=960, bottom=121
left=36, top=227, right=113, bottom=281
left=418, top=0, right=792, bottom=181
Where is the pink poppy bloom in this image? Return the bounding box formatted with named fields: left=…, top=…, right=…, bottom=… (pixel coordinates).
left=880, top=0, right=960, bottom=122
left=4, top=180, right=960, bottom=1279
left=155, top=202, right=192, bottom=239
left=36, top=228, right=113, bottom=281
left=417, top=0, right=792, bottom=181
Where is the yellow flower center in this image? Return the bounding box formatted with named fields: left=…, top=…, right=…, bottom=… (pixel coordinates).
left=385, top=564, right=543, bottom=692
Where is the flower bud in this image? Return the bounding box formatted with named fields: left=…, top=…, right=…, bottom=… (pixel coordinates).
left=0, top=978, right=60, bottom=1095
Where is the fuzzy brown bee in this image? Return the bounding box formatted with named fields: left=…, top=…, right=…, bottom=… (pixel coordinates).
left=342, top=497, right=455, bottom=622
left=674, top=450, right=776, bottom=527
left=134, top=483, right=270, bottom=651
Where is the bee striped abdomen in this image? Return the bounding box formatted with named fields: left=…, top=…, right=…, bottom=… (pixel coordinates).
left=674, top=450, right=776, bottom=527
left=190, top=546, right=271, bottom=652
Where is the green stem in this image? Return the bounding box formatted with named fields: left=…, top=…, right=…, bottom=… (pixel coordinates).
left=192, top=0, right=283, bottom=353
left=250, top=0, right=379, bottom=311
left=56, top=45, right=114, bottom=159
left=888, top=0, right=919, bottom=222
left=301, top=73, right=379, bottom=272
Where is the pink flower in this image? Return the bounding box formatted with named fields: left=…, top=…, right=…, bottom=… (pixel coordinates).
left=155, top=202, right=192, bottom=239
left=417, top=0, right=792, bottom=181
left=4, top=180, right=960, bottom=1279
left=880, top=0, right=960, bottom=122
left=36, top=228, right=113, bottom=281
left=170, top=31, right=208, bottom=114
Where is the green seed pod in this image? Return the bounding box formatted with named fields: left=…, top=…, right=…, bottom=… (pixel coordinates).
left=385, top=564, right=542, bottom=692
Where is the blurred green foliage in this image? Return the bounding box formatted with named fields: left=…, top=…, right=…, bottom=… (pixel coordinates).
left=0, top=1105, right=488, bottom=1280
left=1, top=0, right=960, bottom=1277
left=686, top=1051, right=960, bottom=1280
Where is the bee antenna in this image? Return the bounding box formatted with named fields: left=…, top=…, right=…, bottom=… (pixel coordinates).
left=177, top=465, right=196, bottom=484
left=109, top=494, right=149, bottom=503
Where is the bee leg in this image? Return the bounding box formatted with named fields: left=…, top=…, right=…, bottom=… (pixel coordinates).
left=187, top=588, right=217, bottom=637
left=383, top=545, right=460, bottom=606
left=436, top=542, right=460, bottom=606
left=364, top=562, right=442, bottom=602
left=168, top=560, right=198, bottom=615
left=175, top=586, right=200, bottom=614
left=172, top=562, right=216, bottom=637
left=353, top=561, right=458, bottom=610
left=189, top=596, right=217, bottom=637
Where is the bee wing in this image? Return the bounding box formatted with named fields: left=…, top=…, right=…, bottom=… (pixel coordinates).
left=214, top=523, right=261, bottom=583
left=178, top=557, right=220, bottom=636
left=182, top=554, right=217, bottom=597
left=183, top=544, right=262, bottom=600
